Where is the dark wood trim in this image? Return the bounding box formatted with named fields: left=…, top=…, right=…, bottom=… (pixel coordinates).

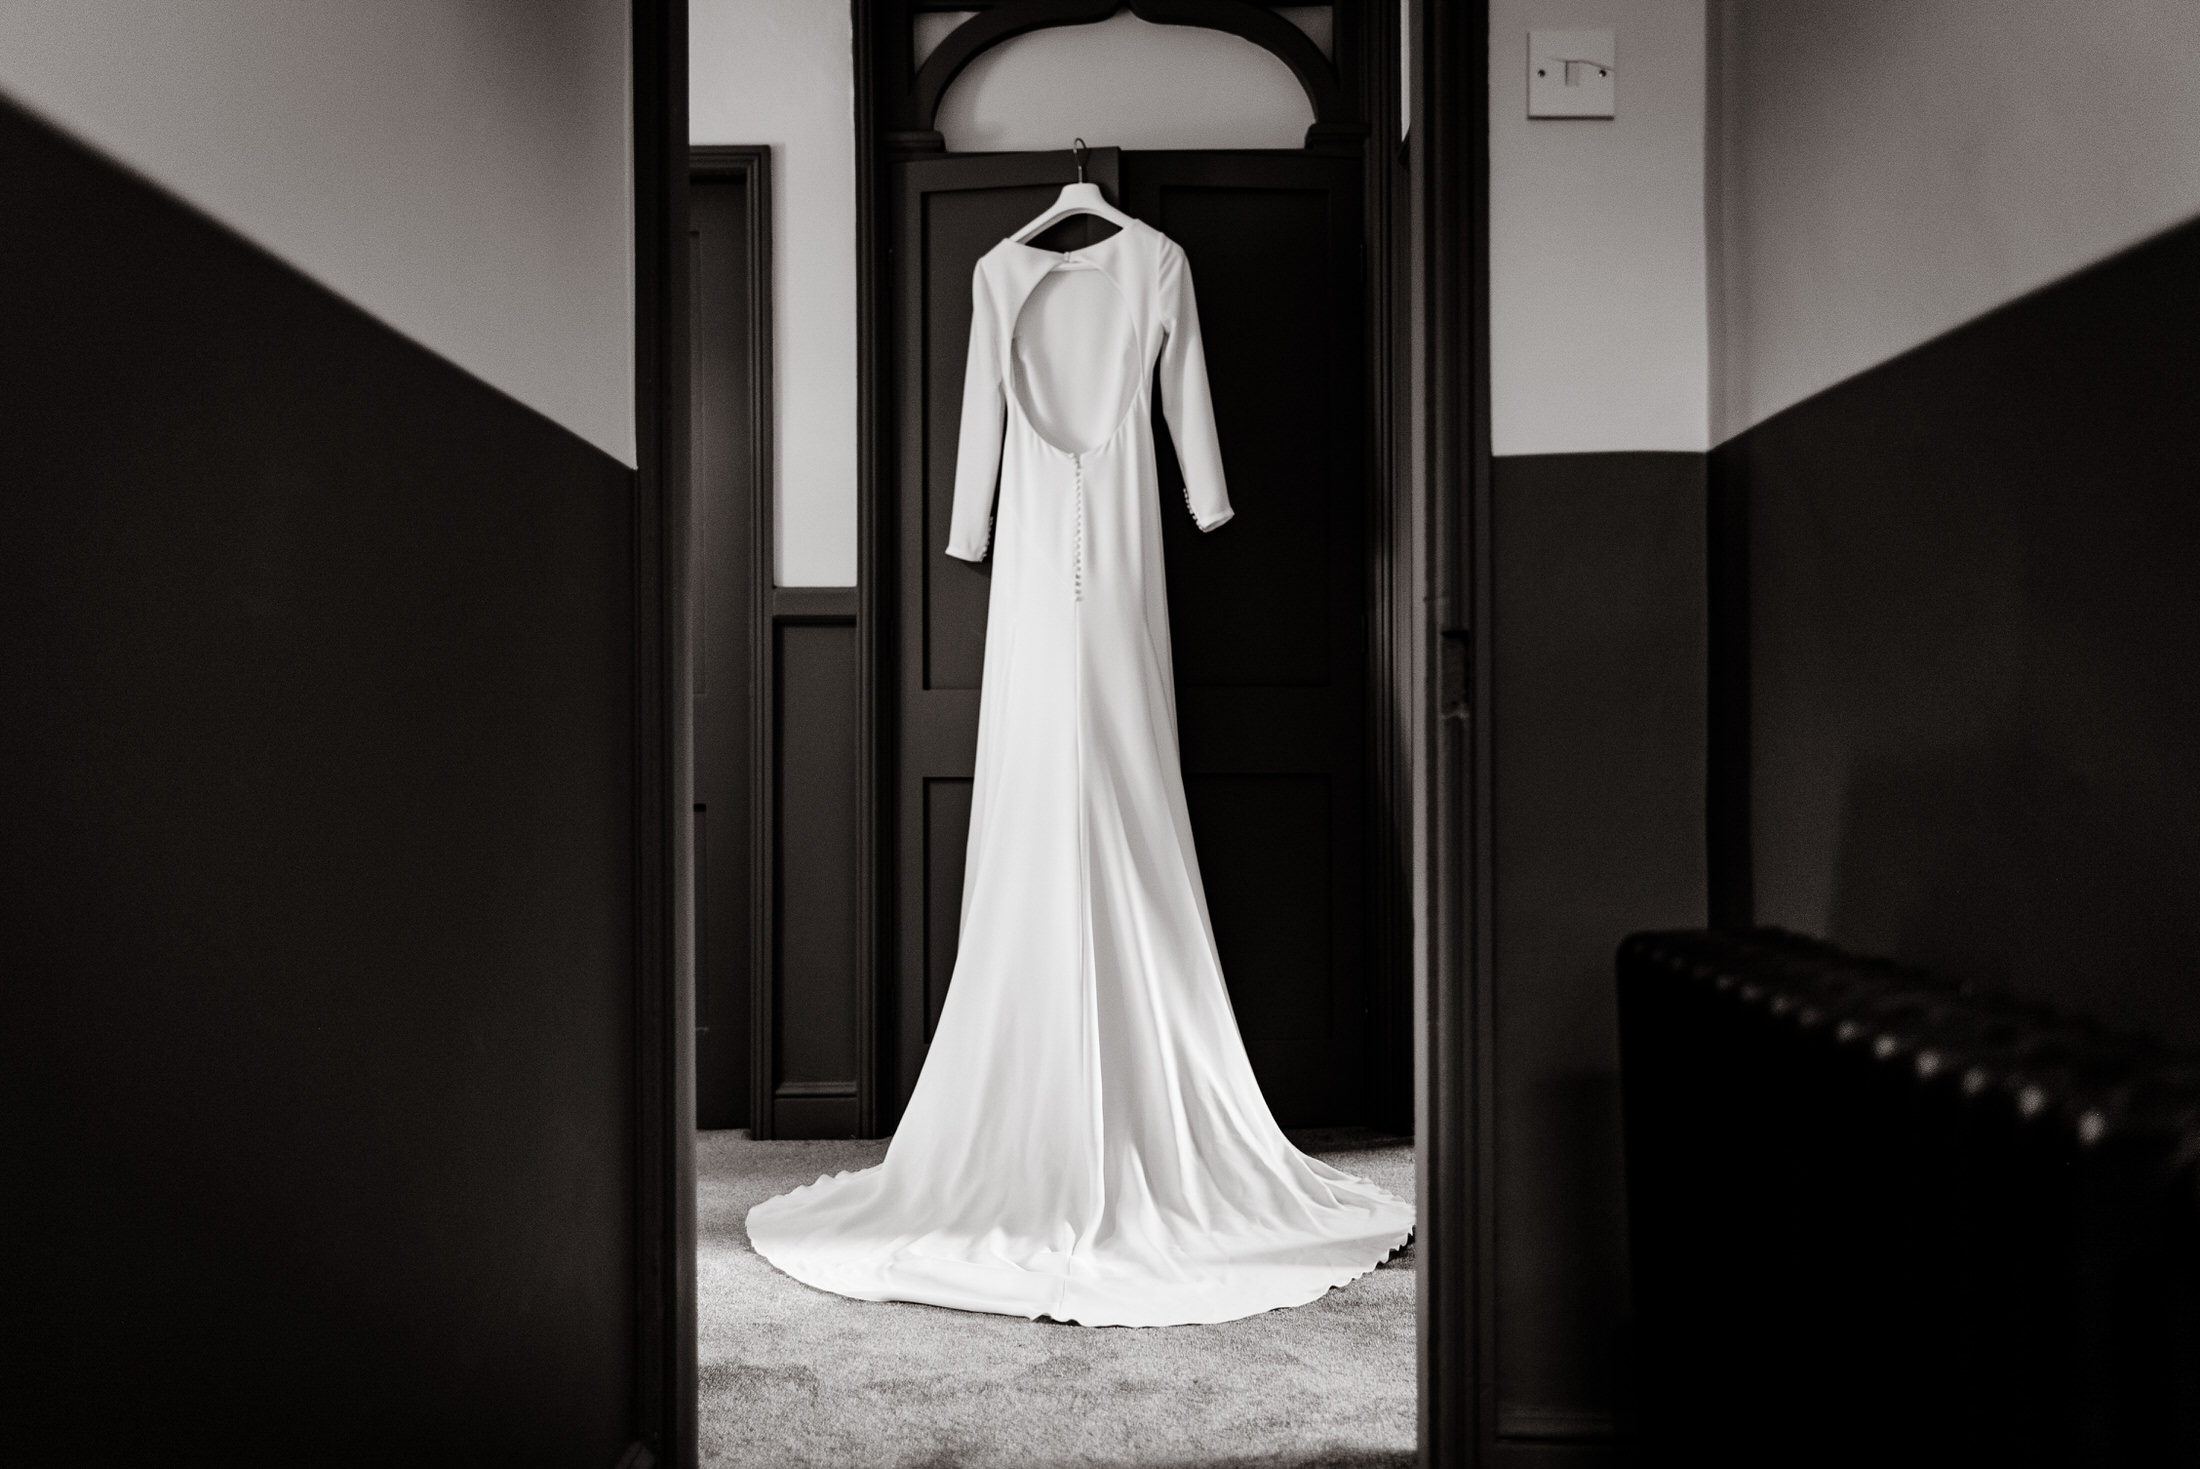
left=1411, top=0, right=1492, bottom=1463
left=689, top=145, right=778, bottom=1141
left=905, top=0, right=1117, bottom=146
left=632, top=0, right=694, bottom=1463
left=892, top=0, right=1363, bottom=152
left=1358, top=0, right=1412, bottom=1139
left=1466, top=11, right=1499, bottom=1457
left=855, top=0, right=893, bottom=1140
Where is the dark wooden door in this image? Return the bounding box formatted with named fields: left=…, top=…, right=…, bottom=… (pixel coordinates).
left=690, top=169, right=759, bottom=1129
left=889, top=148, right=1368, bottom=1129
left=1121, top=151, right=1368, bottom=1128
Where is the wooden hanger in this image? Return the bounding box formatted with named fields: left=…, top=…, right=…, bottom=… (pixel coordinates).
left=1008, top=139, right=1136, bottom=244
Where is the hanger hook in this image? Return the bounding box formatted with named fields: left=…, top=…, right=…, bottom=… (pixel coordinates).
left=1071, top=137, right=1088, bottom=184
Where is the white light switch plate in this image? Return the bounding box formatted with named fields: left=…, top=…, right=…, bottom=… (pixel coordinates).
left=1528, top=30, right=1615, bottom=118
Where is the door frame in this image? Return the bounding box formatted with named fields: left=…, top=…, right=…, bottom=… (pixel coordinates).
left=1410, top=3, right=1494, bottom=1463
left=633, top=1, right=696, bottom=1464
left=687, top=144, right=779, bottom=1138
left=840, top=1, right=1492, bottom=1463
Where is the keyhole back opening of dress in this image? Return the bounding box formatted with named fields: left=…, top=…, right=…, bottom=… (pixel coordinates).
left=1009, top=266, right=1142, bottom=458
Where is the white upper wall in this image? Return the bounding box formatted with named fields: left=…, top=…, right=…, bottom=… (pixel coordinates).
left=1488, top=0, right=1709, bottom=456
left=1711, top=0, right=2200, bottom=440
left=0, top=0, right=635, bottom=465
left=934, top=9, right=1313, bottom=152
left=692, top=0, right=859, bottom=587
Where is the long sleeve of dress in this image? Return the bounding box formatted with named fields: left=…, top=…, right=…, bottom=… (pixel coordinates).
left=945, top=262, right=1006, bottom=561
left=1156, top=244, right=1234, bottom=532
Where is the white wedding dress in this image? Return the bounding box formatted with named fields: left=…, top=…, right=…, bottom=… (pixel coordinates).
left=746, top=218, right=1413, bottom=1327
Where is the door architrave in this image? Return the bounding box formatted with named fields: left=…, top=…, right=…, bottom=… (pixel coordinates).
left=634, top=0, right=694, bottom=1463
left=688, top=145, right=773, bottom=1136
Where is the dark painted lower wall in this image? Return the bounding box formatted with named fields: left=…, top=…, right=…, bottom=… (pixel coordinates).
left=1491, top=452, right=1706, bottom=1440
left=767, top=598, right=865, bottom=1138
left=1718, top=213, right=2200, bottom=1049
left=0, top=100, right=639, bottom=1461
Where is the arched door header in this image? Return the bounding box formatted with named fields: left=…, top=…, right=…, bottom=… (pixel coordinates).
left=913, top=0, right=1358, bottom=150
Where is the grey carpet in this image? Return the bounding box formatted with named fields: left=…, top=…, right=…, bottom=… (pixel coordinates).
left=698, top=1128, right=1417, bottom=1468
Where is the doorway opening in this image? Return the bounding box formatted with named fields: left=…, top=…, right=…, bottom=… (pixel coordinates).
left=674, top=3, right=1486, bottom=1464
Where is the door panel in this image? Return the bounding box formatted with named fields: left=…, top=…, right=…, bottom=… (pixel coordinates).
left=923, top=775, right=974, bottom=1040
left=889, top=148, right=1368, bottom=1129
left=1146, top=182, right=1339, bottom=691
left=1128, top=153, right=1368, bottom=1128
left=775, top=622, right=863, bottom=1090
left=1184, top=772, right=1336, bottom=1127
